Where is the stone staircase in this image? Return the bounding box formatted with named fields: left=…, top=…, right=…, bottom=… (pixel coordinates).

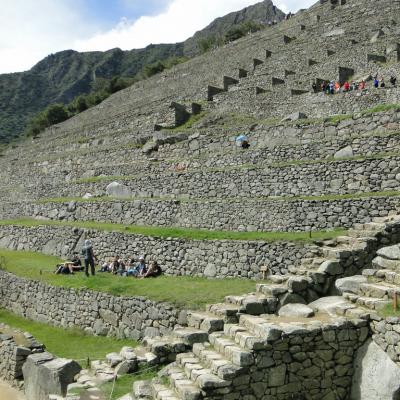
left=123, top=214, right=400, bottom=400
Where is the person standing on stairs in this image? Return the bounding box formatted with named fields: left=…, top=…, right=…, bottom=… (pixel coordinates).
left=82, top=240, right=97, bottom=277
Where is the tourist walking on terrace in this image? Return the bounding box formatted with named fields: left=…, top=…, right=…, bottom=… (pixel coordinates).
left=82, top=240, right=97, bottom=277
left=374, top=76, right=379, bottom=88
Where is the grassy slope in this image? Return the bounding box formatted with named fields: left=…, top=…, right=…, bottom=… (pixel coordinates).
left=0, top=218, right=346, bottom=242
left=0, top=308, right=135, bottom=363
left=0, top=249, right=258, bottom=309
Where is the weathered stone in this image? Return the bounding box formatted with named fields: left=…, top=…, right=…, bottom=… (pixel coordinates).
left=377, top=245, right=400, bottom=260
left=23, top=352, right=81, bottom=400
left=334, top=146, right=353, bottom=159
left=351, top=340, right=400, bottom=399
left=308, top=296, right=351, bottom=315
left=335, top=275, right=367, bottom=294
left=318, top=260, right=343, bottom=275
left=106, top=182, right=132, bottom=199
left=278, top=303, right=315, bottom=318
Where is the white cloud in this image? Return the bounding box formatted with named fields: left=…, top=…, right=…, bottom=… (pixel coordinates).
left=0, top=0, right=96, bottom=74
left=74, top=0, right=266, bottom=52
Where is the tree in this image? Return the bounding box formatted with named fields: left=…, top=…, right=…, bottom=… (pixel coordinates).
left=45, top=104, right=69, bottom=125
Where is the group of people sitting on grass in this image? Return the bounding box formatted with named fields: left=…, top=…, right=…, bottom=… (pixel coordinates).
left=99, top=255, right=162, bottom=278
left=313, top=75, right=397, bottom=94
left=55, top=240, right=162, bottom=279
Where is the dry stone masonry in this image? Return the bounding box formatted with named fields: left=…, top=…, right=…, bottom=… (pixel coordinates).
left=2, top=0, right=400, bottom=398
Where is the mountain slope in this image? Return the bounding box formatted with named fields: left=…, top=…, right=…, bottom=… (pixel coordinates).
left=0, top=0, right=284, bottom=144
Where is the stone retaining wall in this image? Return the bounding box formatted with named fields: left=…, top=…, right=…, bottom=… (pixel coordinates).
left=224, top=316, right=369, bottom=400
left=0, top=271, right=184, bottom=340
left=0, top=324, right=44, bottom=385
left=370, top=315, right=400, bottom=366
left=0, top=224, right=315, bottom=277
left=158, top=109, right=400, bottom=163
left=36, top=156, right=400, bottom=202
left=1, top=195, right=400, bottom=232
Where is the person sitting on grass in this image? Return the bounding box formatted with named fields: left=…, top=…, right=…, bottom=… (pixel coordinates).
left=111, top=255, right=120, bottom=275
left=55, top=253, right=83, bottom=275
left=127, top=256, right=146, bottom=277
left=117, top=258, right=127, bottom=276
left=141, top=261, right=162, bottom=278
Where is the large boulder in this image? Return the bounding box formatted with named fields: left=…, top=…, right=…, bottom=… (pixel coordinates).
left=308, top=296, right=351, bottom=316
left=106, top=182, right=132, bottom=199
left=335, top=275, right=367, bottom=294
left=23, top=352, right=81, bottom=400
left=334, top=145, right=353, bottom=160
left=351, top=340, right=400, bottom=399
left=377, top=245, right=400, bottom=260
left=278, top=303, right=314, bottom=318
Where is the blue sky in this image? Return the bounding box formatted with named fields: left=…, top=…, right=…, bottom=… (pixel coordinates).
left=0, top=0, right=316, bottom=74
left=78, top=0, right=171, bottom=28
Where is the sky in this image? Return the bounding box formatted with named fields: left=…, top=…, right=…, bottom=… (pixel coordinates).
left=0, top=0, right=316, bottom=74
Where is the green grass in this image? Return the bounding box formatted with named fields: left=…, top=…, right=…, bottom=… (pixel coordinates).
left=324, top=114, right=353, bottom=124
left=0, top=218, right=345, bottom=242
left=0, top=249, right=260, bottom=309
left=361, top=103, right=400, bottom=115
left=100, top=368, right=160, bottom=400
left=0, top=308, right=136, bottom=364
left=377, top=303, right=400, bottom=318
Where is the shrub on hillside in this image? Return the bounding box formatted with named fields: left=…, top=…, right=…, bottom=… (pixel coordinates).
left=225, top=21, right=265, bottom=43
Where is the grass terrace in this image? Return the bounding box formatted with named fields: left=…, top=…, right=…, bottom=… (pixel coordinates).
left=0, top=249, right=259, bottom=309
left=0, top=218, right=346, bottom=242
left=0, top=308, right=135, bottom=364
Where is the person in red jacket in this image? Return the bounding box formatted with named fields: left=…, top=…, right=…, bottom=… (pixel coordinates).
left=343, top=81, right=350, bottom=92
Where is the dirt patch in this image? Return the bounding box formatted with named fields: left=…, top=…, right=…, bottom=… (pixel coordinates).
left=0, top=380, right=25, bottom=400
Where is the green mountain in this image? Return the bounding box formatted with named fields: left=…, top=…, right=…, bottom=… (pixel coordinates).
left=0, top=0, right=284, bottom=144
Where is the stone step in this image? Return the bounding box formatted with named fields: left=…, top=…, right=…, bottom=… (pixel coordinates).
left=237, top=315, right=283, bottom=342
left=348, top=228, right=380, bottom=238
left=268, top=274, right=289, bottom=284
left=223, top=323, right=267, bottom=351
left=255, top=283, right=288, bottom=297
left=372, top=256, right=400, bottom=271
left=362, top=222, right=386, bottom=231
left=299, top=257, right=326, bottom=269
left=208, top=332, right=255, bottom=367
left=152, top=382, right=181, bottom=400
left=188, top=344, right=245, bottom=380
left=206, top=303, right=243, bottom=323
left=172, top=328, right=209, bottom=346
left=343, top=292, right=391, bottom=310
left=373, top=215, right=400, bottom=224
left=187, top=311, right=225, bottom=333
left=321, top=246, right=353, bottom=259
left=224, top=293, right=277, bottom=315
left=167, top=363, right=204, bottom=400
left=141, top=336, right=188, bottom=362
left=363, top=269, right=400, bottom=285
left=132, top=346, right=159, bottom=366
left=174, top=354, right=232, bottom=394
left=133, top=380, right=153, bottom=400
left=357, top=282, right=400, bottom=299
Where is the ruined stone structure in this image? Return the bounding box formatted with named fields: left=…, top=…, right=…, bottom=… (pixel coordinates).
left=1, top=0, right=400, bottom=398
